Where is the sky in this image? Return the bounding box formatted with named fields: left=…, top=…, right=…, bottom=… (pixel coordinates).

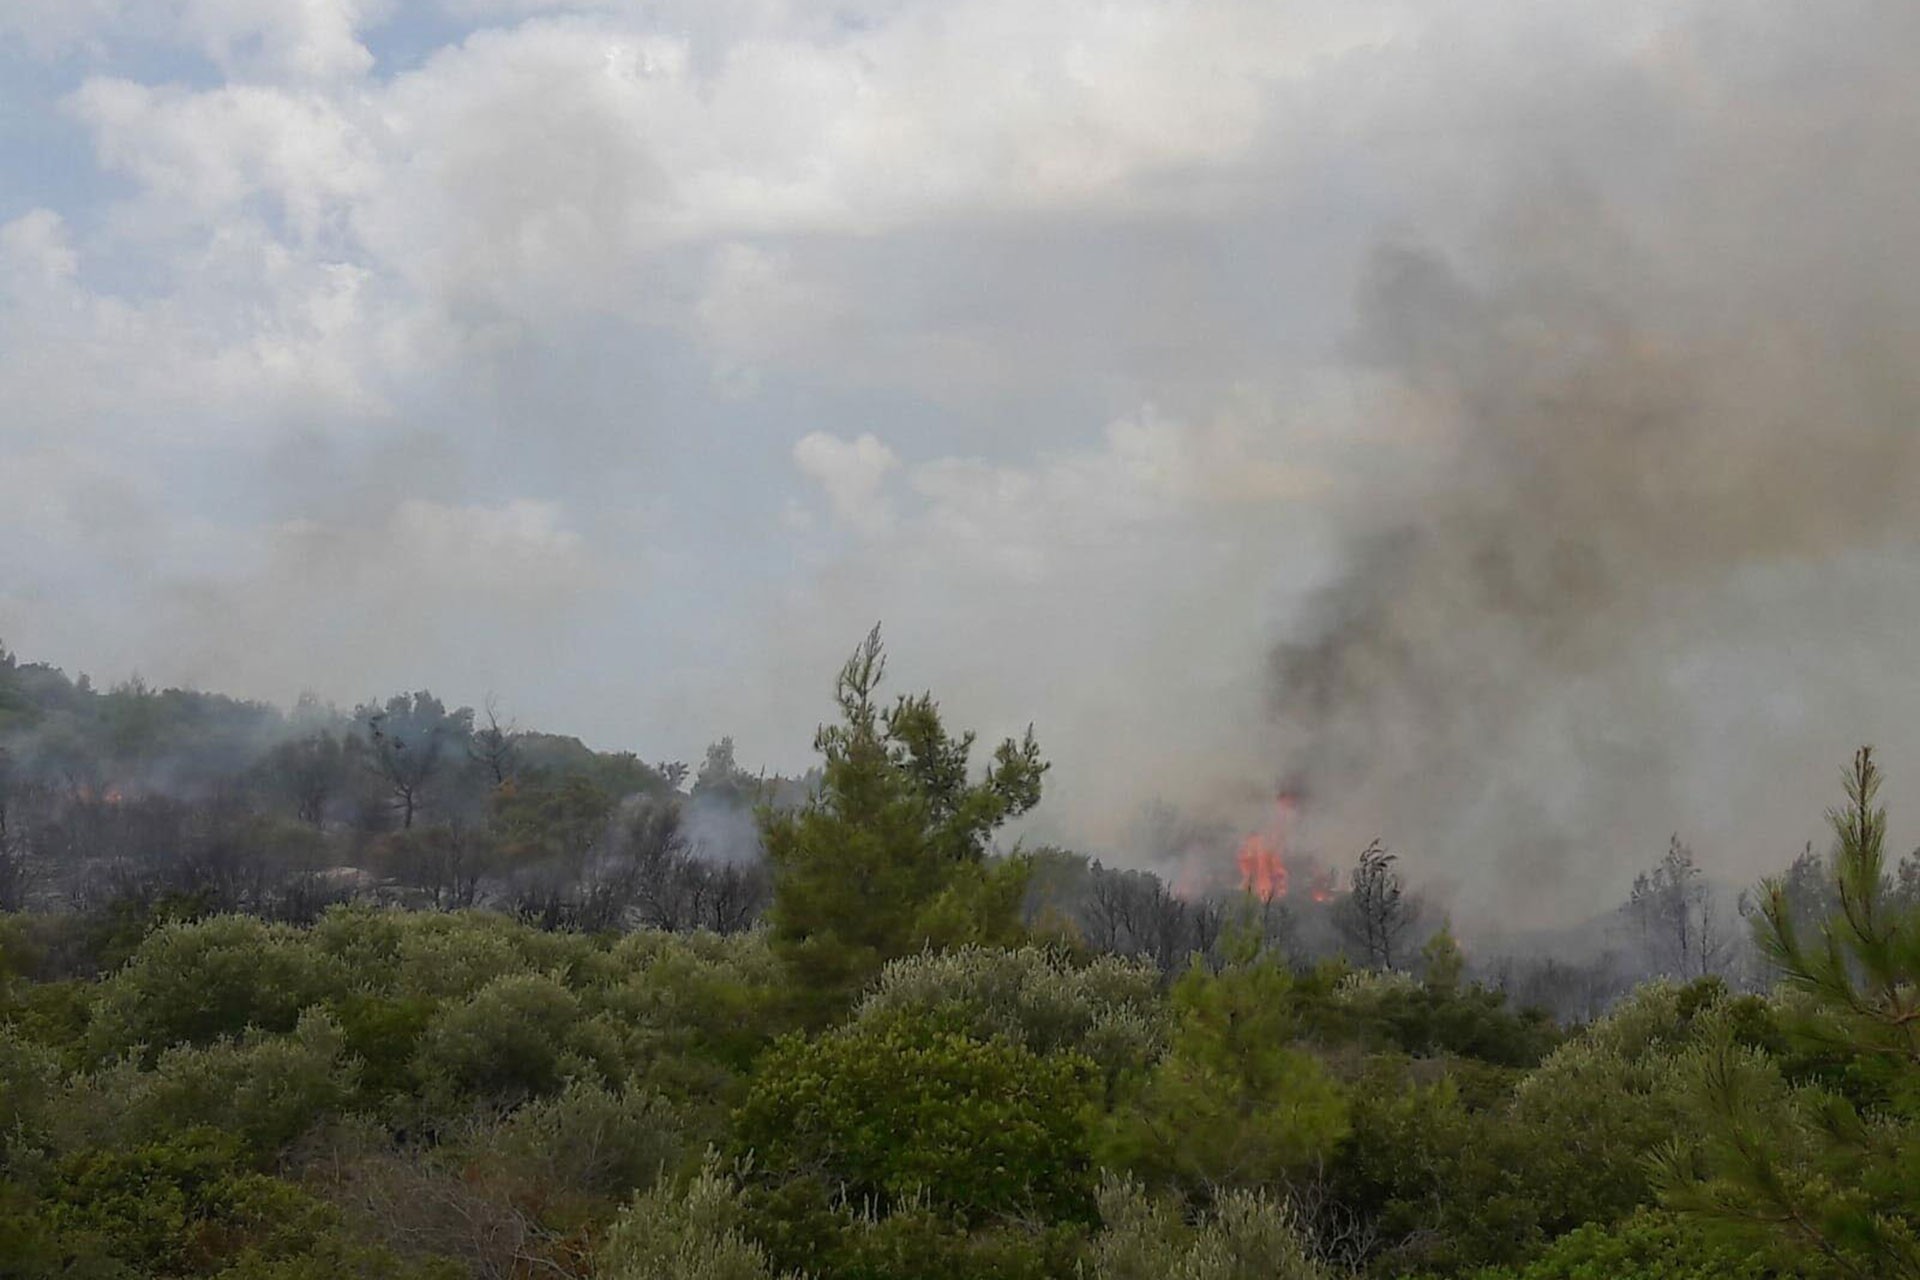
left=3, top=2, right=1917, bottom=925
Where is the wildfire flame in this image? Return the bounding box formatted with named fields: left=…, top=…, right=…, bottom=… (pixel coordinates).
left=1237, top=794, right=1299, bottom=903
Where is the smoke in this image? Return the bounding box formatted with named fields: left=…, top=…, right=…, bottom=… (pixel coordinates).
left=1268, top=7, right=1920, bottom=927
left=680, top=793, right=764, bottom=866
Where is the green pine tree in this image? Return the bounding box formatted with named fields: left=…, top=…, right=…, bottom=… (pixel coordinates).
left=761, top=626, right=1047, bottom=1017
left=1656, top=747, right=1920, bottom=1279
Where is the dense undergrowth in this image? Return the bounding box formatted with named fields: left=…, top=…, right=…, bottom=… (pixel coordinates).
left=2, top=635, right=1916, bottom=1278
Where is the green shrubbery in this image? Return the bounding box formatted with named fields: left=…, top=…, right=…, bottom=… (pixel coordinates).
left=4, top=637, right=1917, bottom=1279
left=1, top=841, right=1910, bottom=1279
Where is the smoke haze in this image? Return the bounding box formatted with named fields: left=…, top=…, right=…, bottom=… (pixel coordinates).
left=4, top=2, right=1919, bottom=925
left=1268, top=8, right=1920, bottom=925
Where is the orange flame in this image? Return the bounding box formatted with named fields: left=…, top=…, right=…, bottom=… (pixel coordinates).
left=1237, top=794, right=1299, bottom=902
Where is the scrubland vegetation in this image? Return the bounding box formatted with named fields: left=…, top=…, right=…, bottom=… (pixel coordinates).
left=1, top=633, right=1917, bottom=1278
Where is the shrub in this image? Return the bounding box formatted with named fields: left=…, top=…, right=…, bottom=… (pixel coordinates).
left=734, top=1016, right=1098, bottom=1226
left=79, top=1010, right=355, bottom=1154
left=599, top=1161, right=793, bottom=1280
left=0, top=1025, right=61, bottom=1163
left=490, top=1079, right=683, bottom=1202
left=413, top=972, right=592, bottom=1102
left=1085, top=1175, right=1325, bottom=1280
left=1466, top=1208, right=1782, bottom=1279
left=86, top=916, right=341, bottom=1060
left=855, top=944, right=1168, bottom=1078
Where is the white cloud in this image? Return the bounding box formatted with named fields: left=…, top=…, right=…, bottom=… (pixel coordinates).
left=1, top=0, right=383, bottom=78
left=793, top=431, right=899, bottom=536
left=179, top=0, right=383, bottom=81
left=0, top=209, right=79, bottom=285
left=71, top=78, right=378, bottom=240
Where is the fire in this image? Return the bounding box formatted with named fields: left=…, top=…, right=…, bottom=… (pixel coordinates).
left=1237, top=794, right=1299, bottom=903
left=1238, top=831, right=1287, bottom=901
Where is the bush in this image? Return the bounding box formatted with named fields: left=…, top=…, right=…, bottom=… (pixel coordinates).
left=413, top=972, right=595, bottom=1102
left=1466, top=1208, right=1782, bottom=1279
left=86, top=916, right=342, bottom=1060
left=78, top=1011, right=355, bottom=1154
left=828, top=1205, right=1086, bottom=1280
left=1085, top=1175, right=1325, bottom=1280
left=855, top=944, right=1168, bottom=1079
left=598, top=928, right=789, bottom=1080
left=13, top=1127, right=428, bottom=1279
left=0, top=1025, right=61, bottom=1164
left=1506, top=981, right=1715, bottom=1231
left=490, top=1079, right=683, bottom=1202
left=734, top=1016, right=1098, bottom=1226
left=599, top=1161, right=793, bottom=1280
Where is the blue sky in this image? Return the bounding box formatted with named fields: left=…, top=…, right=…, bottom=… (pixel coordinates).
left=3, top=1, right=1916, bottom=921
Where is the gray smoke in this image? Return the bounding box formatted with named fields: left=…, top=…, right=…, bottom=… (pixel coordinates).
left=1268, top=7, right=1920, bottom=927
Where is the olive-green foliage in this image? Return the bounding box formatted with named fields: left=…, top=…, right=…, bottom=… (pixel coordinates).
left=0, top=907, right=795, bottom=1278
left=8, top=746, right=1920, bottom=1280
left=1653, top=1027, right=1868, bottom=1280
left=0, top=1127, right=449, bottom=1280
left=737, top=1174, right=1092, bottom=1280
left=79, top=1010, right=356, bottom=1154
left=1102, top=957, right=1348, bottom=1191
left=0, top=1024, right=61, bottom=1162
left=413, top=971, right=598, bottom=1101
left=825, top=1204, right=1086, bottom=1280
left=86, top=915, right=345, bottom=1061
left=854, top=944, right=1169, bottom=1078
left=1423, top=925, right=1468, bottom=995
left=1323, top=965, right=1561, bottom=1067
left=1327, top=1061, right=1524, bottom=1275
left=735, top=1014, right=1099, bottom=1226
left=1504, top=980, right=1713, bottom=1229
left=1464, top=1208, right=1784, bottom=1279
left=486, top=1078, right=683, bottom=1201
left=599, top=1160, right=795, bottom=1280
left=600, top=926, right=790, bottom=1083
left=1323, top=977, right=1732, bottom=1275
left=1084, top=1175, right=1326, bottom=1280
left=491, top=774, right=614, bottom=863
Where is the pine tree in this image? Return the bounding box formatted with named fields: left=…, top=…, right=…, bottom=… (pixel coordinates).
left=761, top=627, right=1047, bottom=1016
left=1657, top=747, right=1920, bottom=1278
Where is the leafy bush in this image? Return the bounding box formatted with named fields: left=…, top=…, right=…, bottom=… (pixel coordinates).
left=1465, top=1209, right=1782, bottom=1279
left=1085, top=1174, right=1325, bottom=1280
left=0, top=1025, right=61, bottom=1164
left=734, top=1015, right=1099, bottom=1225
left=413, top=971, right=596, bottom=1102
left=2, top=1127, right=440, bottom=1279
left=86, top=916, right=343, bottom=1060
left=855, top=944, right=1168, bottom=1079
left=80, top=1010, right=355, bottom=1153
left=599, top=1161, right=794, bottom=1280
left=489, top=1078, right=683, bottom=1201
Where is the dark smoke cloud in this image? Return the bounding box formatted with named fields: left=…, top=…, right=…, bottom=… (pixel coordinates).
left=1269, top=7, right=1920, bottom=926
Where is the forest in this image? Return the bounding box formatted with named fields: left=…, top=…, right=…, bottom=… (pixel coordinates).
left=2, top=631, right=1917, bottom=1279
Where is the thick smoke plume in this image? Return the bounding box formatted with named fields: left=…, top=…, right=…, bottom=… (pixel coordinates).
left=1269, top=8, right=1920, bottom=927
